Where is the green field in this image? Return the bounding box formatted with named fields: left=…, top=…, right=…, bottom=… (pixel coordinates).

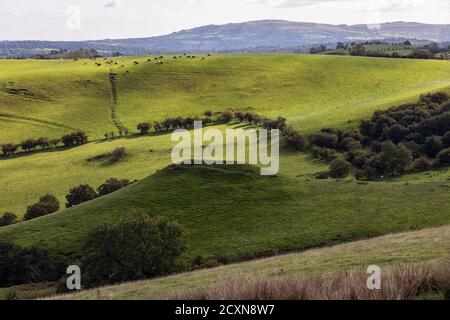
left=1, top=54, right=450, bottom=299
left=1, top=55, right=450, bottom=145
left=54, top=224, right=450, bottom=300
left=1, top=164, right=450, bottom=266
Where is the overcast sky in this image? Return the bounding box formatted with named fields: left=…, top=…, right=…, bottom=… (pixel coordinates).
left=0, top=0, right=448, bottom=41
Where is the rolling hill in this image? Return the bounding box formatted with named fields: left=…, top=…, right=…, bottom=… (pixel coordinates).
left=1, top=21, right=450, bottom=56
left=1, top=164, right=450, bottom=266
left=1, top=54, right=450, bottom=145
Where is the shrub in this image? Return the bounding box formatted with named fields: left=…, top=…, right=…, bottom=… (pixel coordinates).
left=97, top=178, right=130, bottom=196
left=0, top=242, right=53, bottom=287
left=437, top=148, right=450, bottom=166
left=1, top=143, right=19, bottom=156
left=443, top=132, right=450, bottom=148
left=220, top=108, right=236, bottom=122
left=61, top=131, right=88, bottom=147
left=0, top=212, right=18, bottom=227
left=312, top=146, right=337, bottom=161
left=329, top=158, right=353, bottom=179
left=406, top=157, right=433, bottom=173
left=340, top=137, right=362, bottom=151
left=284, top=132, right=305, bottom=151
left=204, top=111, right=213, bottom=117
left=112, top=147, right=127, bottom=161
left=24, top=194, right=60, bottom=221
left=137, top=122, right=151, bottom=134
left=36, top=137, right=50, bottom=149
left=309, top=132, right=338, bottom=149
left=82, top=213, right=186, bottom=287
left=423, top=136, right=443, bottom=158
left=21, top=139, right=38, bottom=152
left=65, top=184, right=98, bottom=208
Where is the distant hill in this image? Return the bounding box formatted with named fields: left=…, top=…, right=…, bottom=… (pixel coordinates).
left=1, top=20, right=450, bottom=57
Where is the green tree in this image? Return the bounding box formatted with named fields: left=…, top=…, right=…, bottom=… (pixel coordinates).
left=377, top=141, right=412, bottom=176
left=97, top=178, right=130, bottom=196
left=82, top=213, right=186, bottom=287
left=329, top=158, right=353, bottom=179
left=65, top=185, right=98, bottom=208
left=0, top=212, right=18, bottom=227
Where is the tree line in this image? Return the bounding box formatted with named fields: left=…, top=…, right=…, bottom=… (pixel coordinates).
left=309, top=92, right=450, bottom=179
left=1, top=131, right=88, bottom=157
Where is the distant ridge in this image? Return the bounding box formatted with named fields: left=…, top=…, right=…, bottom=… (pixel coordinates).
left=1, top=20, right=449, bottom=56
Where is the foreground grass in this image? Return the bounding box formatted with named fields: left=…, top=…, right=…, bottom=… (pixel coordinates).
left=52, top=225, right=450, bottom=300
left=1, top=164, right=450, bottom=265
left=1, top=55, right=449, bottom=144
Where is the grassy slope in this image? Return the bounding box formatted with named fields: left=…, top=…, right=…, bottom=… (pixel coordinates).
left=1, top=164, right=449, bottom=265
left=1, top=55, right=449, bottom=145
left=54, top=225, right=450, bottom=300
left=0, top=124, right=328, bottom=216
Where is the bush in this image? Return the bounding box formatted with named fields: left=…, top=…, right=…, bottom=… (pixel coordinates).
left=406, top=157, right=433, bottom=173
left=65, top=185, right=98, bottom=208
left=423, top=136, right=443, bottom=158
left=0, top=242, right=53, bottom=287
left=82, top=213, right=186, bottom=287
left=309, top=132, right=338, bottom=149
left=97, top=178, right=130, bottom=196
left=0, top=212, right=18, bottom=227
left=137, top=122, right=151, bottom=135
left=312, top=146, right=337, bottom=161
left=329, top=158, right=353, bottom=179
left=284, top=132, right=305, bottom=151
left=1, top=143, right=19, bottom=156
left=112, top=147, right=127, bottom=161
left=24, top=194, right=60, bottom=221
left=61, top=131, right=88, bottom=147
left=437, top=148, right=450, bottom=166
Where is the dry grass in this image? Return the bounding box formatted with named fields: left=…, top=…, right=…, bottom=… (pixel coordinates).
left=170, top=260, right=450, bottom=300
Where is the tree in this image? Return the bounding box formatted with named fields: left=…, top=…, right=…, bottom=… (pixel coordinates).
left=36, top=137, right=50, bottom=149
left=423, top=136, right=443, bottom=158
left=437, top=148, right=450, bottom=166
left=82, top=214, right=186, bottom=287
left=97, top=178, right=130, bottom=196
left=20, top=139, right=38, bottom=152
left=1, top=143, right=18, bottom=156
left=24, top=194, right=60, bottom=221
left=329, top=158, right=353, bottom=179
left=377, top=141, right=412, bottom=176
left=351, top=44, right=366, bottom=56
left=65, top=185, right=98, bottom=208
left=0, top=212, right=18, bottom=227
left=310, top=132, right=338, bottom=149
left=0, top=242, right=53, bottom=287
left=137, top=122, right=151, bottom=135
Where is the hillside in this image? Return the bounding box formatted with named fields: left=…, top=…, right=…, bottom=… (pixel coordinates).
left=53, top=224, right=450, bottom=300
left=1, top=21, right=450, bottom=55
left=1, top=54, right=450, bottom=145
left=1, top=164, right=450, bottom=265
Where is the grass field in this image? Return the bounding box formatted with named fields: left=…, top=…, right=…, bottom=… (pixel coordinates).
left=0, top=123, right=328, bottom=216
left=51, top=225, right=450, bottom=300
left=1, top=164, right=450, bottom=266
left=1, top=54, right=450, bottom=299
left=1, top=55, right=450, bottom=145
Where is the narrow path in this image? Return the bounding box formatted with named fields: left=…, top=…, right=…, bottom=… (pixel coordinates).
left=0, top=112, right=80, bottom=131
left=108, top=68, right=125, bottom=131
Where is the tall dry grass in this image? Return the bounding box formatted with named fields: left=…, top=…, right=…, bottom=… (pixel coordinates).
left=170, top=260, right=450, bottom=300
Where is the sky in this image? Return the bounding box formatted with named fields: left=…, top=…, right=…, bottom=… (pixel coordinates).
left=0, top=0, right=448, bottom=41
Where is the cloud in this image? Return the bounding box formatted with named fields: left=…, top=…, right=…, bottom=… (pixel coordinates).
left=104, top=0, right=122, bottom=8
